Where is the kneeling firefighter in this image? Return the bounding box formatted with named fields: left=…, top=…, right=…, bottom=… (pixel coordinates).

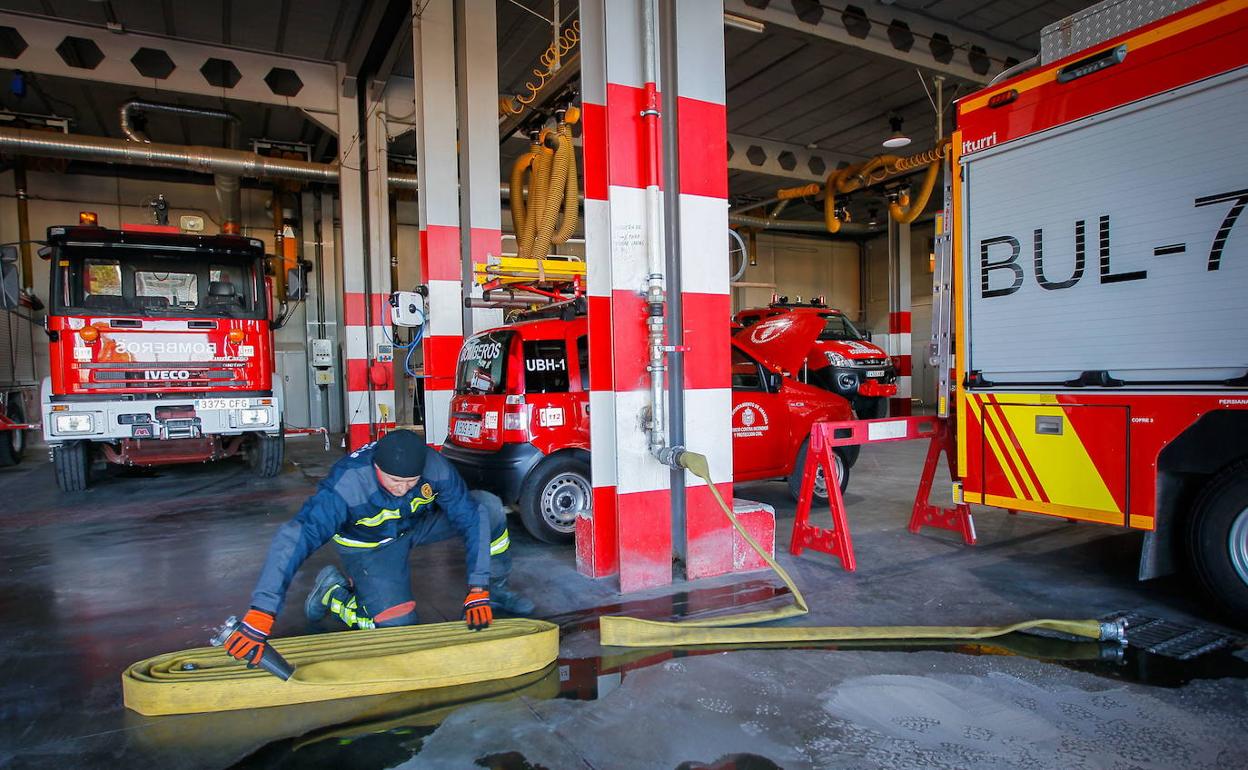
left=224, top=429, right=535, bottom=667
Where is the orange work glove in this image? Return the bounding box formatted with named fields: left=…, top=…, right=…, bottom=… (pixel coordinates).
left=463, top=587, right=493, bottom=631
left=224, top=608, right=275, bottom=667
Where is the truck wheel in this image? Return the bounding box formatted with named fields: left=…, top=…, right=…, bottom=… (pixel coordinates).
left=788, top=439, right=850, bottom=502
left=53, top=441, right=90, bottom=492
left=249, top=429, right=285, bottom=478
left=0, top=396, right=27, bottom=467
left=1185, top=461, right=1248, bottom=622
left=518, top=455, right=588, bottom=544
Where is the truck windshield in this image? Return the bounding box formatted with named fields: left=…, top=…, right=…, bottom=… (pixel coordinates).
left=455, top=330, right=514, bottom=395
left=818, top=314, right=864, bottom=342
left=53, top=248, right=263, bottom=319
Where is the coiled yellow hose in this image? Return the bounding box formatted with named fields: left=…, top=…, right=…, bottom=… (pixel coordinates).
left=123, top=618, right=558, bottom=716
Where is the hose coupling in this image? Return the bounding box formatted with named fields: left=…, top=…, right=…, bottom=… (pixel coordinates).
left=653, top=444, right=685, bottom=468
left=1097, top=617, right=1128, bottom=645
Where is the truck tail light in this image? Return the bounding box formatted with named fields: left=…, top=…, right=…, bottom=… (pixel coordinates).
left=228, top=329, right=246, bottom=344
left=78, top=326, right=99, bottom=342
left=502, top=397, right=530, bottom=441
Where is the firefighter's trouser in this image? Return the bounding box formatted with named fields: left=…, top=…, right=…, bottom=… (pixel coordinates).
left=325, top=490, right=512, bottom=629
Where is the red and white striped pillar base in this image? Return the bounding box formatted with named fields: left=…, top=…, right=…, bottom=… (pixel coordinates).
left=888, top=310, right=912, bottom=417
left=578, top=0, right=734, bottom=591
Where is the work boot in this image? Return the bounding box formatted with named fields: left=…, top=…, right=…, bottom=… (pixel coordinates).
left=304, top=565, right=348, bottom=622
left=488, top=577, right=535, bottom=617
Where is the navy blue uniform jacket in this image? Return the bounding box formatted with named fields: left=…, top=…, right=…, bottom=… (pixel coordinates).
left=249, top=444, right=489, bottom=615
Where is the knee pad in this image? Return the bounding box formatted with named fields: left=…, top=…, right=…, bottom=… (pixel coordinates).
left=373, top=601, right=419, bottom=627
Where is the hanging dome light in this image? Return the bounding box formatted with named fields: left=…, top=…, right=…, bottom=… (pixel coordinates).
left=882, top=115, right=911, bottom=149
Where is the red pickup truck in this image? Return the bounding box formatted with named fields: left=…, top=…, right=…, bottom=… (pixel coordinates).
left=440, top=309, right=856, bottom=542
left=734, top=299, right=897, bottom=418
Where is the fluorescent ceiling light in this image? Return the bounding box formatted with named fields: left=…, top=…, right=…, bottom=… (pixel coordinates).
left=724, top=12, right=766, bottom=34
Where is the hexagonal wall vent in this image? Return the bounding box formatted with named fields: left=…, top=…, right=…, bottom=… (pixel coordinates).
left=56, top=36, right=104, bottom=69
left=131, top=47, right=174, bottom=79
left=887, top=20, right=914, bottom=52
left=746, top=145, right=766, bottom=167
left=808, top=156, right=826, bottom=177
left=264, top=67, right=303, bottom=97
left=0, top=27, right=28, bottom=59
left=201, top=58, right=241, bottom=88
left=727, top=141, right=735, bottom=161
left=841, top=5, right=871, bottom=39
left=968, top=45, right=991, bottom=76
left=929, top=33, right=954, bottom=64
left=777, top=150, right=797, bottom=171
left=791, top=0, right=823, bottom=25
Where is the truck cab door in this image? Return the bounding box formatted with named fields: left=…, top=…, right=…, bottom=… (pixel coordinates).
left=731, top=346, right=789, bottom=479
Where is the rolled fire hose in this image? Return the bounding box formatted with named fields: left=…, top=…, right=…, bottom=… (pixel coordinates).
left=122, top=618, right=558, bottom=716
left=510, top=110, right=580, bottom=260
left=599, top=451, right=1127, bottom=648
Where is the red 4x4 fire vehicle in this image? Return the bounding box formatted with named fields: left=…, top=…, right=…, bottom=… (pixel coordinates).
left=441, top=308, right=856, bottom=543
left=38, top=222, right=284, bottom=491
left=734, top=298, right=897, bottom=418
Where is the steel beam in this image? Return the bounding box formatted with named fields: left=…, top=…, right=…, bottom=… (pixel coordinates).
left=0, top=11, right=338, bottom=116
left=728, top=132, right=856, bottom=182
left=722, top=0, right=1033, bottom=85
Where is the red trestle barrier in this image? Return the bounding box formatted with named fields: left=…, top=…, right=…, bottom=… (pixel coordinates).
left=790, top=415, right=976, bottom=571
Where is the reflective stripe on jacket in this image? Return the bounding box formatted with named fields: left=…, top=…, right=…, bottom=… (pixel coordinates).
left=249, top=445, right=489, bottom=615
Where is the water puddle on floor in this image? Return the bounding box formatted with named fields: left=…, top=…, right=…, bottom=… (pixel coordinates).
left=215, top=586, right=1246, bottom=769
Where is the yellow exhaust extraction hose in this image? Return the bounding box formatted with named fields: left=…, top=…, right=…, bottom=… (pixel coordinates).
left=599, top=452, right=1123, bottom=648
left=123, top=618, right=558, bottom=716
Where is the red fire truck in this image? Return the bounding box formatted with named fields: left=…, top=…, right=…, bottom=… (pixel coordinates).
left=944, top=0, right=1248, bottom=615
left=441, top=309, right=856, bottom=543
left=734, top=298, right=897, bottom=418
left=24, top=221, right=285, bottom=491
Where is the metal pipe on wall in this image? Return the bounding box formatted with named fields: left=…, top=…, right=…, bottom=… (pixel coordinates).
left=640, top=0, right=672, bottom=465
left=658, top=0, right=687, bottom=560
left=13, top=161, right=32, bottom=291
left=120, top=99, right=244, bottom=230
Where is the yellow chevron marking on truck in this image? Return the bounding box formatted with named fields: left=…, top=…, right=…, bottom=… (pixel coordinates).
left=965, top=395, right=1026, bottom=500
left=994, top=396, right=1121, bottom=515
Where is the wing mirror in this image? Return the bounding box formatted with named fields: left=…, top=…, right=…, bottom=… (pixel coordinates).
left=766, top=371, right=784, bottom=391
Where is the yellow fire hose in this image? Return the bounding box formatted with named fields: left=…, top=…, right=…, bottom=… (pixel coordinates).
left=122, top=618, right=558, bottom=716
left=599, top=452, right=1125, bottom=648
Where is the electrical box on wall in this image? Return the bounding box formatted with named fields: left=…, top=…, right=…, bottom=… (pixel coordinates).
left=375, top=343, right=393, bottom=363
left=310, top=338, right=334, bottom=368
left=314, top=369, right=335, bottom=385
left=390, top=291, right=426, bottom=327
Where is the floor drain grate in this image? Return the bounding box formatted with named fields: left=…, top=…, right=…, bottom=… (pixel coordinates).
left=1105, top=611, right=1242, bottom=660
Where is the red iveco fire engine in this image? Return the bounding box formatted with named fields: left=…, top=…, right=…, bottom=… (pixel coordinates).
left=441, top=307, right=856, bottom=543
left=734, top=297, right=897, bottom=418
left=34, top=220, right=284, bottom=491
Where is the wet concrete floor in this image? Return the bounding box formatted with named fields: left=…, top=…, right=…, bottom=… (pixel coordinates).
left=0, top=437, right=1244, bottom=768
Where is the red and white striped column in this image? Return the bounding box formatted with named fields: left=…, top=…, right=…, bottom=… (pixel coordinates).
left=340, top=72, right=396, bottom=450
left=578, top=0, right=735, bottom=591
left=455, top=0, right=503, bottom=335
left=888, top=220, right=912, bottom=416
left=412, top=0, right=462, bottom=448
left=672, top=0, right=734, bottom=580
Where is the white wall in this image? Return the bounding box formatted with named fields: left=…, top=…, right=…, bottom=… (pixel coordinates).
left=731, top=231, right=861, bottom=318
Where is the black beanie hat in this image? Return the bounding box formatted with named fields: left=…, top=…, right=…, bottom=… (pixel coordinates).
left=372, top=430, right=428, bottom=477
